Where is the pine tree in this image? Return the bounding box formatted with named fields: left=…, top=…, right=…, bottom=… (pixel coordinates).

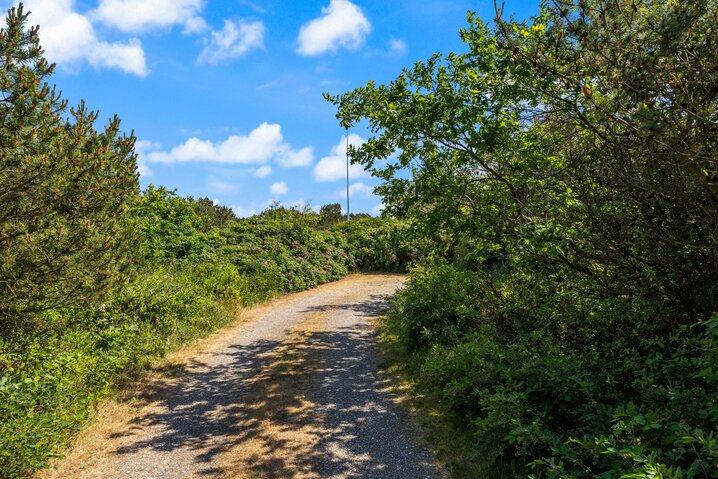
left=0, top=4, right=139, bottom=324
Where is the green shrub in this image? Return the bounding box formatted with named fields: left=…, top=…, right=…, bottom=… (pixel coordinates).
left=389, top=263, right=484, bottom=350
left=332, top=217, right=428, bottom=271
left=221, top=212, right=353, bottom=292
left=128, top=186, right=210, bottom=262
left=0, top=260, right=244, bottom=477
left=386, top=264, right=718, bottom=478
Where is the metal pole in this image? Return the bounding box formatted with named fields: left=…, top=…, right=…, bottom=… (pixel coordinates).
left=346, top=128, right=350, bottom=222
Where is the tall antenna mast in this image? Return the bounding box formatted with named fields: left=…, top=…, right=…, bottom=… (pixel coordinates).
left=346, top=127, right=350, bottom=222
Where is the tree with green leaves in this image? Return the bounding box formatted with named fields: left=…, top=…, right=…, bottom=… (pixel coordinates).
left=0, top=4, right=139, bottom=324
left=319, top=203, right=344, bottom=227
left=129, top=186, right=208, bottom=261
left=328, top=0, right=718, bottom=322
left=192, top=197, right=237, bottom=232
left=328, top=0, right=718, bottom=476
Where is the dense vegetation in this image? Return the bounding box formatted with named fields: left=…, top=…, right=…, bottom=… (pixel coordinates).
left=329, top=0, right=718, bottom=477
left=0, top=7, right=416, bottom=478
left=4, top=0, right=717, bottom=477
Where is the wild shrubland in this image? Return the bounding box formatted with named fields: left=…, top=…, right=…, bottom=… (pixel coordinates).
left=0, top=7, right=417, bottom=477
left=0, top=188, right=416, bottom=477
left=5, top=0, right=718, bottom=477
left=329, top=0, right=718, bottom=477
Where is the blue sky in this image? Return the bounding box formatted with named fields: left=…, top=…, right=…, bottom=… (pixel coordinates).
left=4, top=0, right=540, bottom=217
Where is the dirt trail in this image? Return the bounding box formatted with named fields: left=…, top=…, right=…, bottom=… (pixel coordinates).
left=40, top=274, right=443, bottom=479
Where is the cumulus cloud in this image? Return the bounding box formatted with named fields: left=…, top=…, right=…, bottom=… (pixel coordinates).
left=143, top=123, right=313, bottom=166
left=93, top=0, right=206, bottom=34
left=296, top=0, right=371, bottom=56
left=270, top=181, right=288, bottom=195
left=21, top=0, right=148, bottom=76
left=183, top=16, right=210, bottom=35
left=134, top=140, right=161, bottom=178
left=313, top=134, right=367, bottom=182
left=254, top=165, right=273, bottom=178
left=136, top=163, right=153, bottom=177
left=89, top=39, right=147, bottom=75
left=198, top=19, right=265, bottom=64
left=277, top=147, right=314, bottom=167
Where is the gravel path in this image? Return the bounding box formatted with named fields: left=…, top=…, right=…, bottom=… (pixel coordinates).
left=42, top=274, right=444, bottom=479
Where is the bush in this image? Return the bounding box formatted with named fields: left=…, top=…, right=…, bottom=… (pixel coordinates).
left=0, top=260, right=244, bottom=477
left=220, top=211, right=352, bottom=292
left=129, top=186, right=210, bottom=262
left=332, top=217, right=428, bottom=271
left=386, top=264, right=718, bottom=478
left=1, top=193, right=412, bottom=477
left=389, top=263, right=484, bottom=350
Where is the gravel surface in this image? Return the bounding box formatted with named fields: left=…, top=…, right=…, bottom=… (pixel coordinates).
left=42, top=274, right=444, bottom=479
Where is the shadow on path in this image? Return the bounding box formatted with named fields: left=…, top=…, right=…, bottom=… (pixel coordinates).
left=111, top=293, right=438, bottom=478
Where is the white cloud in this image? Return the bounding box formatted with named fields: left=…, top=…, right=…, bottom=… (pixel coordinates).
left=25, top=0, right=93, bottom=63
left=240, top=0, right=267, bottom=14
left=389, top=38, right=407, bottom=56
left=93, top=0, right=206, bottom=34
left=143, top=122, right=312, bottom=166
left=371, top=203, right=385, bottom=216
left=278, top=146, right=314, bottom=167
left=148, top=137, right=215, bottom=163
left=270, top=181, right=288, bottom=195
left=89, top=39, right=147, bottom=75
left=313, top=134, right=367, bottom=182
left=198, top=19, right=265, bottom=64
left=183, top=16, right=209, bottom=35
left=296, top=0, right=371, bottom=56
left=134, top=140, right=161, bottom=178
left=137, top=163, right=153, bottom=178
left=21, top=0, right=148, bottom=76
left=333, top=181, right=374, bottom=199
left=135, top=139, right=161, bottom=155
left=254, top=165, right=273, bottom=178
